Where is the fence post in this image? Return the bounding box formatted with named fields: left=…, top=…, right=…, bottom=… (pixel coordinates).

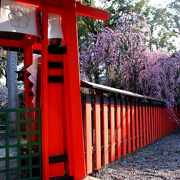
left=121, top=96, right=127, bottom=156
left=131, top=98, right=136, bottom=152
left=139, top=99, right=143, bottom=148
left=84, top=95, right=93, bottom=174
left=126, top=96, right=131, bottom=154
left=110, top=97, right=115, bottom=162
left=142, top=100, right=146, bottom=146
left=116, top=96, right=121, bottom=159
left=102, top=96, right=109, bottom=166
left=94, top=96, right=101, bottom=169
left=135, top=98, right=139, bottom=150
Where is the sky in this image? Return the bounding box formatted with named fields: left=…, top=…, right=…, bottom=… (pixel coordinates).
left=95, top=0, right=173, bottom=7
left=145, top=0, right=173, bottom=6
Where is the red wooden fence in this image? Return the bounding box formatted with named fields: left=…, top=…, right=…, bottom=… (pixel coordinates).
left=81, top=82, right=177, bottom=175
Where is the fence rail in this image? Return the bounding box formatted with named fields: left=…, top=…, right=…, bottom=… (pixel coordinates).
left=81, top=81, right=177, bottom=175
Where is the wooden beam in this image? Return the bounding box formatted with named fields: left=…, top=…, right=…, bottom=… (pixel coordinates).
left=15, top=0, right=109, bottom=21
left=0, top=39, right=25, bottom=48
left=76, top=2, right=109, bottom=21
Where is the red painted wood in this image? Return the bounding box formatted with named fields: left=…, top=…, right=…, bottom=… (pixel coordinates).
left=116, top=97, right=121, bottom=159
left=160, top=107, right=162, bottom=137
left=61, top=1, right=86, bottom=179
left=94, top=96, right=101, bottom=170
left=41, top=8, right=49, bottom=180
left=145, top=103, right=149, bottom=145
left=48, top=54, right=63, bottom=62
left=48, top=65, right=64, bottom=178
left=155, top=107, right=158, bottom=140
left=110, top=98, right=115, bottom=162
left=16, top=0, right=109, bottom=21
left=149, top=105, right=153, bottom=143
left=84, top=95, right=93, bottom=174
left=154, top=106, right=157, bottom=140
left=139, top=102, right=143, bottom=148
left=126, top=98, right=131, bottom=154
left=142, top=105, right=146, bottom=146
left=0, top=39, right=24, bottom=48
left=121, top=98, right=127, bottom=156
left=157, top=107, right=159, bottom=138
left=102, top=97, right=109, bottom=166
left=76, top=2, right=109, bottom=21
left=158, top=107, right=160, bottom=138
left=131, top=99, right=135, bottom=152
left=154, top=105, right=157, bottom=141
left=162, top=107, right=165, bottom=137
left=135, top=99, right=139, bottom=150
left=24, top=35, right=33, bottom=108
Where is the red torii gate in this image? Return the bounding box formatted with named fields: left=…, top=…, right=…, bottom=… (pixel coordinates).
left=0, top=0, right=108, bottom=180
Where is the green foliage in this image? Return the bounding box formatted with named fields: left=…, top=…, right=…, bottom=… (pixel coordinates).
left=77, top=0, right=180, bottom=52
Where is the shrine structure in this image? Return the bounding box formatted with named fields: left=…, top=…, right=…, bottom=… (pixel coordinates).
left=0, top=0, right=109, bottom=180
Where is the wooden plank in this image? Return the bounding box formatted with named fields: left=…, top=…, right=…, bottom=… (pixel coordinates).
left=153, top=104, right=156, bottom=142
left=149, top=103, right=152, bottom=143
left=155, top=107, right=158, bottom=140
left=76, top=2, right=109, bottom=21
left=116, top=97, right=121, bottom=159
left=145, top=103, right=149, bottom=145
left=94, top=96, right=101, bottom=170
left=131, top=98, right=135, bottom=152
left=126, top=97, right=131, bottom=154
left=110, top=97, right=115, bottom=162
left=139, top=101, right=143, bottom=148
left=102, top=97, right=109, bottom=166
left=0, top=39, right=25, bottom=48
left=61, top=1, right=86, bottom=178
left=84, top=95, right=93, bottom=174
left=135, top=98, right=139, bottom=150
left=48, top=81, right=64, bottom=177
left=121, top=96, right=127, bottom=156
left=41, top=8, right=49, bottom=180
left=142, top=103, right=146, bottom=146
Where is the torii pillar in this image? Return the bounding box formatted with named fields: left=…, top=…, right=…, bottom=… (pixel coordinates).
left=15, top=0, right=109, bottom=179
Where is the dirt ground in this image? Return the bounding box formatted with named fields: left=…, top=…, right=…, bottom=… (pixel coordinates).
left=97, top=130, right=180, bottom=180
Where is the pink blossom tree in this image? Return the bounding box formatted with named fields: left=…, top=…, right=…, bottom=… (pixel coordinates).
left=80, top=13, right=180, bottom=119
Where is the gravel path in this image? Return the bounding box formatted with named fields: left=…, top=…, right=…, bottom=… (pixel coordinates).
left=97, top=130, right=180, bottom=180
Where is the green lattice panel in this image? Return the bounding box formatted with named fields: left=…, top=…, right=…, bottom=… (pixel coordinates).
left=0, top=108, right=42, bottom=180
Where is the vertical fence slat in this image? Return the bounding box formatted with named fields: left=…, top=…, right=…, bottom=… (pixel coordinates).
left=135, top=98, right=139, bottom=150
left=116, top=97, right=121, bottom=159
left=158, top=106, right=160, bottom=139
left=160, top=105, right=163, bottom=138
left=94, top=96, right=101, bottom=170
left=157, top=105, right=159, bottom=139
left=110, top=97, right=115, bottom=162
left=84, top=95, right=93, bottom=174
left=155, top=104, right=157, bottom=140
left=149, top=103, right=153, bottom=143
left=126, top=97, right=131, bottom=154
left=131, top=98, right=135, bottom=152
left=162, top=105, right=165, bottom=137
left=142, top=101, right=147, bottom=146
left=102, top=97, right=109, bottom=166
left=146, top=102, right=150, bottom=144
left=121, top=96, right=127, bottom=156
left=153, top=103, right=156, bottom=141
left=139, top=100, right=143, bottom=148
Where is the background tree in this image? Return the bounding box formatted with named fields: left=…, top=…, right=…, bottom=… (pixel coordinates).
left=78, top=0, right=180, bottom=52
